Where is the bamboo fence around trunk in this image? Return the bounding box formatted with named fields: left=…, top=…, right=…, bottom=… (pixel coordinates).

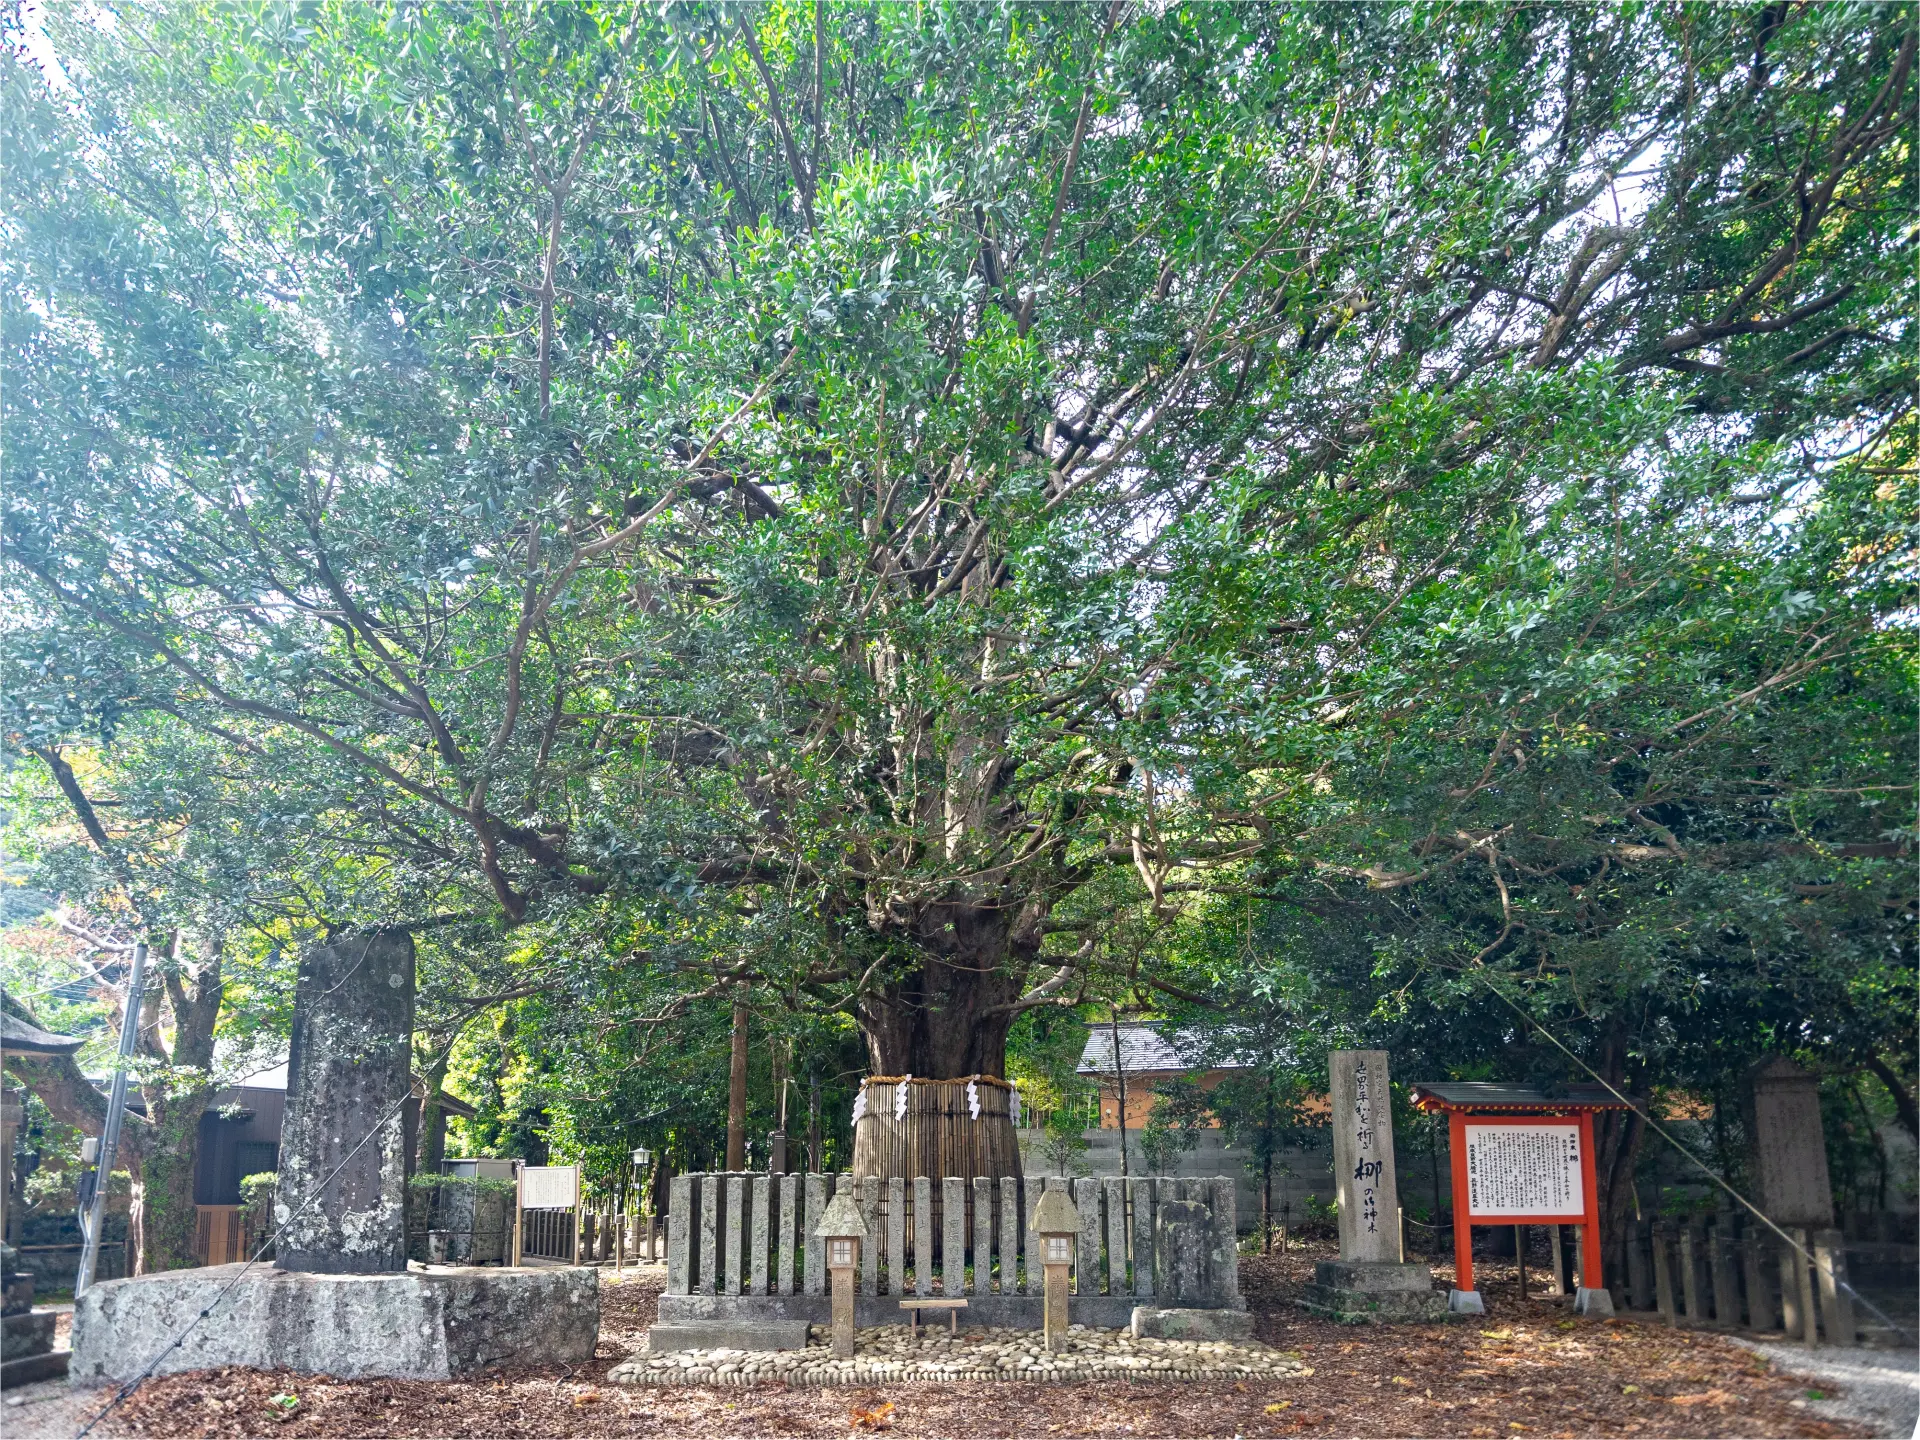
left=850, top=1075, right=1023, bottom=1245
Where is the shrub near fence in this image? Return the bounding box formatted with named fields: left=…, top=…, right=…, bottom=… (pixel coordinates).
left=659, top=1173, right=1239, bottom=1331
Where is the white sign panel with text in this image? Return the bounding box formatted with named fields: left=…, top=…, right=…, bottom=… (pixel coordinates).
left=519, top=1165, right=578, bottom=1210
left=1463, top=1123, right=1583, bottom=1217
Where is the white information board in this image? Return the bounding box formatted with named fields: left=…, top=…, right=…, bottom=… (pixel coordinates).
left=1463, top=1123, right=1584, bottom=1217
left=520, top=1165, right=578, bottom=1210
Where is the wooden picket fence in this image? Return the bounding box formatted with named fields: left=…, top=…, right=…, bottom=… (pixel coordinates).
left=665, top=1173, right=1238, bottom=1302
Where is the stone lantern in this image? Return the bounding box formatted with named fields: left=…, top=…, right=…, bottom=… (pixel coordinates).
left=812, top=1188, right=869, bottom=1357
left=1032, top=1188, right=1081, bottom=1352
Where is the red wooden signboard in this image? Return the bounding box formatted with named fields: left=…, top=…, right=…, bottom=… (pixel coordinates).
left=1410, top=1083, right=1633, bottom=1309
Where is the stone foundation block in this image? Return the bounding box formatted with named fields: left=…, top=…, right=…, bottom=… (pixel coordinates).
left=1298, top=1261, right=1448, bottom=1323
left=3, top=1310, right=56, bottom=1361
left=1129, top=1307, right=1254, bottom=1341
left=1, top=1349, right=68, bottom=1389
left=647, top=1321, right=811, bottom=1353
left=72, top=1264, right=596, bottom=1385
left=1574, top=1286, right=1614, bottom=1317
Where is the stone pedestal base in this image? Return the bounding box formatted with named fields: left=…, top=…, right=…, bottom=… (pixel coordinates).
left=72, top=1265, right=596, bottom=1385
left=2, top=1309, right=55, bottom=1361
left=647, top=1321, right=811, bottom=1352
left=1298, top=1261, right=1449, bottom=1323
left=1130, top=1306, right=1253, bottom=1341
left=1448, top=1289, right=1485, bottom=1315
left=1574, top=1286, right=1614, bottom=1317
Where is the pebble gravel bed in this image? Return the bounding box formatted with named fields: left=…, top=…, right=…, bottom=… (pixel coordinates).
left=607, top=1323, right=1312, bottom=1387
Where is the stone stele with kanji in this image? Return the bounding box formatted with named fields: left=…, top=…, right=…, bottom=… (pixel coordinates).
left=1298, top=1050, right=1448, bottom=1322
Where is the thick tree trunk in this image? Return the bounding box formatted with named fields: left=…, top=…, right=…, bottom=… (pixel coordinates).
left=135, top=1074, right=214, bottom=1273
left=5, top=947, right=224, bottom=1274
left=854, top=903, right=1035, bottom=1079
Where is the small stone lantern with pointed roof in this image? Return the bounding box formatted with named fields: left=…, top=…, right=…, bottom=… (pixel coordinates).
left=812, top=1188, right=870, bottom=1356
left=1032, top=1187, right=1081, bottom=1351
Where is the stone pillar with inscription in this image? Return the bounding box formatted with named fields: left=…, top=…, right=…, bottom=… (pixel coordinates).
left=1299, top=1051, right=1447, bottom=1322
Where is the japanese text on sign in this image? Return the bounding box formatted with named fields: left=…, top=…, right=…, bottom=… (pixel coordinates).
left=1463, top=1124, right=1583, bottom=1217
left=520, top=1165, right=577, bottom=1210
left=1353, top=1058, right=1378, bottom=1233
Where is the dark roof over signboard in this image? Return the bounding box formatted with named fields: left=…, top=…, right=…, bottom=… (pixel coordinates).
left=1409, top=1081, right=1635, bottom=1113
left=0, top=1007, right=85, bottom=1056
left=1077, top=1023, right=1257, bottom=1076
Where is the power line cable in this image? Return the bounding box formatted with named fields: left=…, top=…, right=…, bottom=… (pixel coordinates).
left=1473, top=969, right=1915, bottom=1345
left=73, top=1030, right=460, bottom=1439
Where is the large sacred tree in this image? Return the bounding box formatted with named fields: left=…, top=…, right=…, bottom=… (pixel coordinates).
left=5, top=2, right=1910, bottom=1187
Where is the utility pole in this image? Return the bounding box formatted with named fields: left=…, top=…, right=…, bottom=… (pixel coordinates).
left=726, top=988, right=749, bottom=1171
left=76, top=940, right=148, bottom=1296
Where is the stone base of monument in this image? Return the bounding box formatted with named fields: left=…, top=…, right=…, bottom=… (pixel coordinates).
left=1573, top=1286, right=1614, bottom=1317
left=656, top=1292, right=1205, bottom=1331
left=71, top=1265, right=597, bottom=1385
left=2, top=1247, right=68, bottom=1390
left=1448, top=1288, right=1486, bottom=1315
left=1297, top=1261, right=1450, bottom=1324
left=647, top=1321, right=813, bottom=1352
left=1129, top=1306, right=1254, bottom=1341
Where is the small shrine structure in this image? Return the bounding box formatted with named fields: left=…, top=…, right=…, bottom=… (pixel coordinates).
left=1408, top=1081, right=1634, bottom=1316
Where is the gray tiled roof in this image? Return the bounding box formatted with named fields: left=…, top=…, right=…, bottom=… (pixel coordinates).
left=1076, top=1023, right=1254, bottom=1075
left=0, top=1005, right=83, bottom=1055
left=1408, top=1081, right=1634, bottom=1111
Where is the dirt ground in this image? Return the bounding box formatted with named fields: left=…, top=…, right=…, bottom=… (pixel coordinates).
left=54, top=1246, right=1872, bottom=1439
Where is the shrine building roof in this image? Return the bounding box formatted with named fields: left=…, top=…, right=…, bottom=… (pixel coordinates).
left=1408, top=1081, right=1636, bottom=1113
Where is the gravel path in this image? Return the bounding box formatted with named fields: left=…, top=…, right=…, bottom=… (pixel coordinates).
left=1736, top=1339, right=1920, bottom=1439
left=610, top=1323, right=1307, bottom=1385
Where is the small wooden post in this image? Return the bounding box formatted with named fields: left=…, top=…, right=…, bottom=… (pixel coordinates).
left=1813, top=1230, right=1854, bottom=1347
left=1652, top=1222, right=1677, bottom=1326
left=511, top=1161, right=524, bottom=1267
left=1710, top=1212, right=1742, bottom=1328
left=1516, top=1225, right=1528, bottom=1299
left=1548, top=1224, right=1566, bottom=1297
left=1626, top=1221, right=1651, bottom=1309
left=813, top=1189, right=868, bottom=1359
left=1787, top=1228, right=1820, bottom=1346
left=1742, top=1219, right=1777, bottom=1332
left=571, top=1164, right=584, bottom=1265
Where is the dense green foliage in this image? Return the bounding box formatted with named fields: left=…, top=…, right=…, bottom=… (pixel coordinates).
left=3, top=2, right=1911, bottom=1234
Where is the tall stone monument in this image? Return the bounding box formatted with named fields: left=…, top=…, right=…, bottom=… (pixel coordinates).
left=1743, top=1057, right=1834, bottom=1228
left=276, top=929, right=415, bottom=1272
left=1299, top=1050, right=1447, bottom=1321
left=72, top=929, right=599, bottom=1385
